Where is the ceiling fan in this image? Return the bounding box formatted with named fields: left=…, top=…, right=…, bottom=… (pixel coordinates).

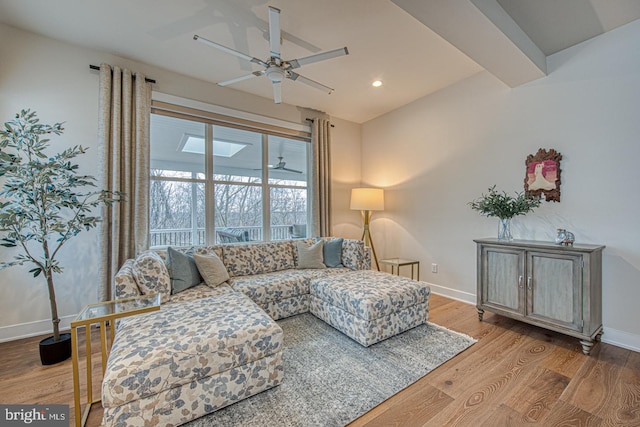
left=269, top=156, right=302, bottom=174
left=194, top=6, right=349, bottom=104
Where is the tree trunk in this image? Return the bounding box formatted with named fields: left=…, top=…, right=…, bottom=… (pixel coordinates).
left=45, top=271, right=60, bottom=342
left=42, top=240, right=60, bottom=342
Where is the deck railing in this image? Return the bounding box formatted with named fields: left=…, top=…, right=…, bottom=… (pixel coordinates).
left=149, top=224, right=299, bottom=247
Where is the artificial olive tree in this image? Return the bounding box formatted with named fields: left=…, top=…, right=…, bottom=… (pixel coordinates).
left=0, top=109, right=123, bottom=341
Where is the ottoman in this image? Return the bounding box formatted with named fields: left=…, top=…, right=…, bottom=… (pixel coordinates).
left=102, top=292, right=284, bottom=427
left=310, top=270, right=430, bottom=346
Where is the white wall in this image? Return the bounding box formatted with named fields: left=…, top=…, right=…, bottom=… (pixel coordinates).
left=0, top=23, right=362, bottom=341
left=330, top=116, right=364, bottom=240
left=362, top=20, right=640, bottom=351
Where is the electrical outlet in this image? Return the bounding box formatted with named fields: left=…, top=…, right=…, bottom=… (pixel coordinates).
left=431, top=263, right=438, bottom=273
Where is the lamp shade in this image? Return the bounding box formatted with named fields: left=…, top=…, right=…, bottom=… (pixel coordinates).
left=350, top=188, right=384, bottom=211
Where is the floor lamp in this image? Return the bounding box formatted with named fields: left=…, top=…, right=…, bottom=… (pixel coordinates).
left=350, top=188, right=384, bottom=270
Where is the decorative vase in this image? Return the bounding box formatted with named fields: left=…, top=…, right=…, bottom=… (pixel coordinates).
left=498, top=218, right=512, bottom=241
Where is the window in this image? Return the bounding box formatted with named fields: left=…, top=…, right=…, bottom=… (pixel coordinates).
left=149, top=107, right=310, bottom=247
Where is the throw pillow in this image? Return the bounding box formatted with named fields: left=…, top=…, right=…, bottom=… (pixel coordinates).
left=193, top=253, right=230, bottom=287
left=166, top=247, right=202, bottom=294
left=319, top=237, right=344, bottom=268
left=296, top=240, right=326, bottom=269
left=132, top=250, right=171, bottom=300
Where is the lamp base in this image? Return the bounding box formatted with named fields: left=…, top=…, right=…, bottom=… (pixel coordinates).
left=361, top=210, right=380, bottom=270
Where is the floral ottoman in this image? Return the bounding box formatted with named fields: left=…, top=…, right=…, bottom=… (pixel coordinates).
left=309, top=270, right=430, bottom=346
left=102, top=292, right=284, bottom=427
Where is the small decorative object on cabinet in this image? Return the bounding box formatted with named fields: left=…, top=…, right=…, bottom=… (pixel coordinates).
left=474, top=238, right=604, bottom=355
left=555, top=228, right=575, bottom=246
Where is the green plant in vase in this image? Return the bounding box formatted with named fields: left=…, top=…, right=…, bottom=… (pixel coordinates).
left=0, top=109, right=123, bottom=364
left=468, top=185, right=541, bottom=240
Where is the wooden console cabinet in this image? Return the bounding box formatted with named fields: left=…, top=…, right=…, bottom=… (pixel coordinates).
left=474, top=238, right=605, bottom=355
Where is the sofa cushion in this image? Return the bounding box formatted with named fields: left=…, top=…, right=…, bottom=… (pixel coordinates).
left=193, top=252, right=230, bottom=287
left=103, top=292, right=283, bottom=408
left=230, top=270, right=314, bottom=305
left=311, top=270, right=430, bottom=321
left=321, top=237, right=344, bottom=268
left=165, top=283, right=236, bottom=306
left=166, top=247, right=202, bottom=294
left=189, top=245, right=223, bottom=258
left=296, top=240, right=326, bottom=269
left=223, top=241, right=296, bottom=277
left=132, top=250, right=171, bottom=300
left=341, top=239, right=367, bottom=270
left=114, top=259, right=141, bottom=299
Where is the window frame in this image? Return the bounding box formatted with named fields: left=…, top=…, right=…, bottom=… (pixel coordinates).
left=149, top=101, right=311, bottom=246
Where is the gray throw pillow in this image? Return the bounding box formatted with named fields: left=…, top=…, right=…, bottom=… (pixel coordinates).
left=193, top=252, right=230, bottom=287
left=296, top=240, right=326, bottom=269
left=320, top=238, right=344, bottom=267
left=166, top=247, right=202, bottom=294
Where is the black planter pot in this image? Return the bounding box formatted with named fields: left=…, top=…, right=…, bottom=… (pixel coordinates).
left=39, top=333, right=72, bottom=365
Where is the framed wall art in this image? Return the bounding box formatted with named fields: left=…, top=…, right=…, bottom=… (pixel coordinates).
left=524, top=148, right=562, bottom=202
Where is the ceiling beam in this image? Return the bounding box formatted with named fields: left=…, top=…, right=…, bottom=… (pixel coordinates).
left=392, top=0, right=547, bottom=87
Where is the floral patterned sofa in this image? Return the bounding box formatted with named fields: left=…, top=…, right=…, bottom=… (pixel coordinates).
left=103, top=238, right=371, bottom=426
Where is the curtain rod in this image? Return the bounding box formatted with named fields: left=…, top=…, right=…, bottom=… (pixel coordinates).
left=89, top=65, right=156, bottom=84
left=306, top=118, right=334, bottom=128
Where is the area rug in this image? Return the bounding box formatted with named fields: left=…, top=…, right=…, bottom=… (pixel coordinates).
left=185, top=313, right=475, bottom=427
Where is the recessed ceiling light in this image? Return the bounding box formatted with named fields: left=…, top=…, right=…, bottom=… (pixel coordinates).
left=372, top=80, right=383, bottom=87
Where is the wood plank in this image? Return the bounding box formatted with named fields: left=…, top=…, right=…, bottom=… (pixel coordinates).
left=0, top=326, right=107, bottom=426
left=540, top=400, right=603, bottom=426
left=505, top=367, right=570, bottom=422
left=481, top=403, right=526, bottom=426
left=540, top=338, right=587, bottom=378
left=600, top=348, right=640, bottom=425
left=423, top=321, right=532, bottom=398
left=423, top=327, right=561, bottom=426
left=560, top=343, right=629, bottom=417
left=350, top=382, right=453, bottom=427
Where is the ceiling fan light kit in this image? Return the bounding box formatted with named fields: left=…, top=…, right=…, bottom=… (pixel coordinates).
left=194, top=6, right=349, bottom=104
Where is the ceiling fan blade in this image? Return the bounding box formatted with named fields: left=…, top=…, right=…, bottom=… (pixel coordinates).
left=282, top=167, right=303, bottom=174
left=288, top=71, right=333, bottom=94
left=273, top=82, right=282, bottom=104
left=288, top=47, right=349, bottom=69
left=194, top=35, right=268, bottom=67
left=268, top=6, right=281, bottom=59
left=217, top=71, right=264, bottom=87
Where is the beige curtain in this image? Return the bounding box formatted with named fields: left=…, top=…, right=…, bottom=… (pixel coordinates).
left=98, top=63, right=151, bottom=301
left=310, top=118, right=332, bottom=237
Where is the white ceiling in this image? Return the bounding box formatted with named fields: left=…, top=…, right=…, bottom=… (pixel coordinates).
left=1, top=0, right=639, bottom=123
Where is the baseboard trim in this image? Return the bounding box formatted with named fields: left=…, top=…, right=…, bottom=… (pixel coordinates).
left=425, top=282, right=640, bottom=353
left=426, top=282, right=476, bottom=305
left=600, top=327, right=640, bottom=353
left=0, top=315, right=74, bottom=343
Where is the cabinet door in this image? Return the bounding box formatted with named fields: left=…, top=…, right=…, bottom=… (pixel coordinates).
left=526, top=251, right=582, bottom=331
left=481, top=246, right=525, bottom=315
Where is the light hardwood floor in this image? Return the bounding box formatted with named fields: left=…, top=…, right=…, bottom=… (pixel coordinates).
left=1, top=294, right=638, bottom=426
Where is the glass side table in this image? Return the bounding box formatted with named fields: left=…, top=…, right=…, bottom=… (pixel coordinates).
left=379, top=258, right=420, bottom=281
left=71, top=293, right=161, bottom=427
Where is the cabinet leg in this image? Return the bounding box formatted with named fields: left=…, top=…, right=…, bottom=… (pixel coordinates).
left=596, top=331, right=603, bottom=342
left=477, top=307, right=484, bottom=321
left=580, top=339, right=594, bottom=355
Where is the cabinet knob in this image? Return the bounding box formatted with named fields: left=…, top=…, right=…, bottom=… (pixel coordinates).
left=518, top=275, right=523, bottom=288
left=527, top=276, right=532, bottom=289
